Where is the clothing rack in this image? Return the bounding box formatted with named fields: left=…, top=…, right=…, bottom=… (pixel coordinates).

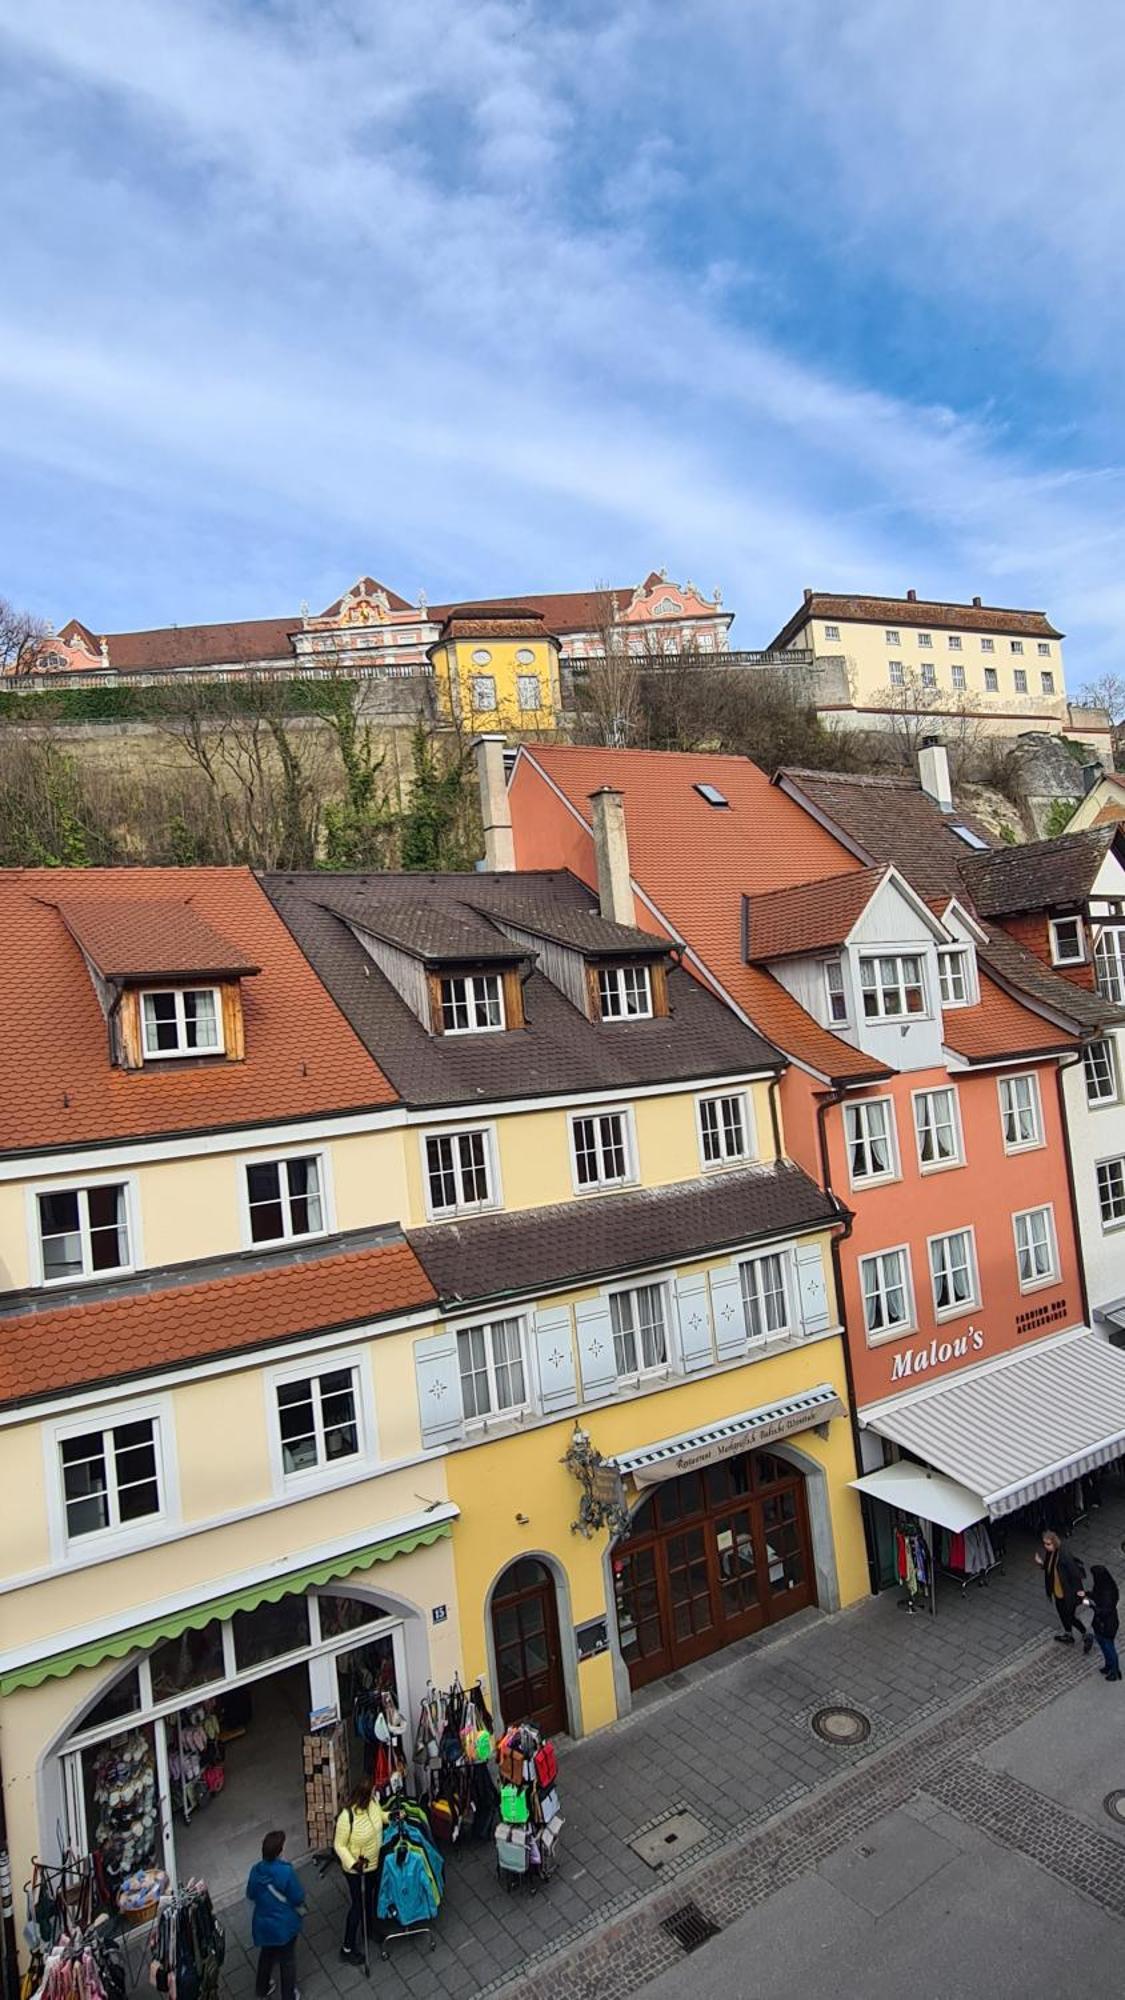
left=25, top=1915, right=125, bottom=2000
left=23, top=1857, right=96, bottom=1958
left=893, top=1517, right=935, bottom=1618
left=147, top=1881, right=224, bottom=2000
left=933, top=1520, right=1003, bottom=1594
left=375, top=1797, right=443, bottom=1958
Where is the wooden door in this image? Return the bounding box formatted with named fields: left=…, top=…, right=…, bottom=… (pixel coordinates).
left=492, top=1558, right=568, bottom=1735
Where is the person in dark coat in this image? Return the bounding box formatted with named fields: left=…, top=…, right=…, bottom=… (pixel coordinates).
left=246, top=1830, right=305, bottom=2000
left=1080, top=1563, right=1121, bottom=1680
left=1036, top=1529, right=1091, bottom=1650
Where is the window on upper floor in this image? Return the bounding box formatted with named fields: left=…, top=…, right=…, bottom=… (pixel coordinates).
left=38, top=1182, right=132, bottom=1283
left=1000, top=1072, right=1043, bottom=1151
left=246, top=1155, right=325, bottom=1244
left=1011, top=640, right=1025, bottom=655
left=921, top=663, right=937, bottom=688
left=425, top=1128, right=496, bottom=1216
left=1097, top=1159, right=1125, bottom=1229
left=885, top=629, right=901, bottom=645
left=457, top=1317, right=527, bottom=1421
left=860, top=1247, right=914, bottom=1339
left=59, top=1416, right=163, bottom=1542
left=471, top=649, right=492, bottom=666
left=859, top=952, right=926, bottom=1019
left=824, top=623, right=840, bottom=640
left=981, top=637, right=995, bottom=654
left=938, top=946, right=971, bottom=1006
left=515, top=648, right=536, bottom=665
left=888, top=660, right=905, bottom=687
left=929, top=1227, right=979, bottom=1318
left=470, top=675, right=497, bottom=711
left=825, top=959, right=850, bottom=1023
left=440, top=971, right=504, bottom=1034
left=698, top=1091, right=752, bottom=1168
left=517, top=674, right=541, bottom=711
left=740, top=1251, right=790, bottom=1345
left=1013, top=668, right=1028, bottom=694
left=1085, top=1039, right=1119, bottom=1106
left=951, top=664, right=966, bottom=691
left=597, top=964, right=653, bottom=1020
left=1014, top=1205, right=1057, bottom=1288
left=610, top=1282, right=669, bottom=1378
left=845, top=1099, right=897, bottom=1186
left=141, top=986, right=223, bottom=1059
left=275, top=1365, right=361, bottom=1477
left=984, top=666, right=999, bottom=692
left=948, top=635, right=962, bottom=651
left=913, top=1086, right=963, bottom=1171
left=1095, top=928, right=1125, bottom=1003
left=571, top=1109, right=635, bottom=1190
left=1050, top=916, right=1086, bottom=965
left=1037, top=642, right=1052, bottom=658
left=1041, top=671, right=1055, bottom=695
left=917, top=632, right=933, bottom=649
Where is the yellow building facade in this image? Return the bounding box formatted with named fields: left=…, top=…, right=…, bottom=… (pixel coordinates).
left=427, top=603, right=562, bottom=733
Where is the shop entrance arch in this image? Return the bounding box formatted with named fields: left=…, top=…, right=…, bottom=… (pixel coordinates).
left=490, top=1558, right=568, bottom=1736
left=611, top=1449, right=816, bottom=1689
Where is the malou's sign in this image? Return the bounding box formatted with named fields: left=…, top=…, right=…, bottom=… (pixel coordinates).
left=888, top=1325, right=984, bottom=1384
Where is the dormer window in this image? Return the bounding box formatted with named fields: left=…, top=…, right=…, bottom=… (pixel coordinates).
left=597, top=964, right=653, bottom=1020
left=938, top=947, right=971, bottom=1007
left=824, top=959, right=849, bottom=1024
left=1050, top=916, right=1085, bottom=966
left=439, top=971, right=505, bottom=1034
left=141, top=986, right=223, bottom=1058
left=859, top=953, right=926, bottom=1019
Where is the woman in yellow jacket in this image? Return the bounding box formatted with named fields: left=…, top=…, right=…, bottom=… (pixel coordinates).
left=334, top=1776, right=385, bottom=1963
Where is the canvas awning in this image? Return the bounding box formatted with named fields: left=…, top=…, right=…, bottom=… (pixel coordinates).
left=850, top=1460, right=986, bottom=1533
left=862, top=1329, right=1125, bottom=1520
left=613, top=1383, right=846, bottom=1487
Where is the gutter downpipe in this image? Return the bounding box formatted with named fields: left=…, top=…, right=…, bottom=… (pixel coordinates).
left=1055, top=1047, right=1091, bottom=1331
left=815, top=1082, right=879, bottom=1595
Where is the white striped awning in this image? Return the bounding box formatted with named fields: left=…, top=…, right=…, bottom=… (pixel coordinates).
left=862, top=1329, right=1125, bottom=1519
left=613, top=1383, right=846, bottom=1487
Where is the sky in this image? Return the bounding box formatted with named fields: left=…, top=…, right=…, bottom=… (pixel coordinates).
left=2, top=0, right=1125, bottom=686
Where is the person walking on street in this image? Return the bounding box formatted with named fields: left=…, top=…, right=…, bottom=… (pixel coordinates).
left=246, top=1830, right=305, bottom=2000
left=334, top=1775, right=385, bottom=1966
left=1080, top=1563, right=1121, bottom=1681
left=1036, top=1529, right=1091, bottom=1650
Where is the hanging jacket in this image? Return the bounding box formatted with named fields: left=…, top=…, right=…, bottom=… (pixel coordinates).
left=333, top=1801, right=385, bottom=1873
left=376, top=1843, right=441, bottom=1926
left=245, top=1860, right=305, bottom=1947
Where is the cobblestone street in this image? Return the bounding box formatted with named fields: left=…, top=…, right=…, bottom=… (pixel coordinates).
left=201, top=1482, right=1125, bottom=2000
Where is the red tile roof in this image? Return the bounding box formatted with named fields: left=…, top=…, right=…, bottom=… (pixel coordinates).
left=942, top=974, right=1077, bottom=1063
left=744, top=866, right=891, bottom=961
left=55, top=898, right=260, bottom=981
left=0, top=867, right=396, bottom=1154
left=429, top=588, right=728, bottom=635
left=0, top=1238, right=434, bottom=1405
left=767, top=592, right=1063, bottom=652
left=58, top=617, right=302, bottom=673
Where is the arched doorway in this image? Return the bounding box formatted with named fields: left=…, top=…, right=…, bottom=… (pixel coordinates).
left=491, top=1558, right=568, bottom=1734
left=611, top=1450, right=816, bottom=1689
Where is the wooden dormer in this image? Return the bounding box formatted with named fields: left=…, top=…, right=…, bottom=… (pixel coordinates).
left=53, top=898, right=260, bottom=1070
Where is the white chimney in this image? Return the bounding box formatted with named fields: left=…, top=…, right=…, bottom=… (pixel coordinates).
left=918, top=740, right=953, bottom=812
left=473, top=733, right=515, bottom=872
left=588, top=785, right=635, bottom=926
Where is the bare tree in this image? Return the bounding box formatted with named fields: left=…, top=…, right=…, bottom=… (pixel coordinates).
left=873, top=669, right=985, bottom=777
left=158, top=678, right=331, bottom=869
left=1076, top=672, right=1125, bottom=724
left=0, top=596, right=52, bottom=677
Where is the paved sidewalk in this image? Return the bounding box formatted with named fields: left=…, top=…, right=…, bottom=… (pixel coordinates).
left=209, top=1487, right=1125, bottom=2000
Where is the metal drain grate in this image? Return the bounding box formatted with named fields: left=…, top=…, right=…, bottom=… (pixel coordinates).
left=1104, top=1790, right=1125, bottom=1825
left=811, top=1703, right=871, bottom=1746
left=660, top=1901, right=721, bottom=1953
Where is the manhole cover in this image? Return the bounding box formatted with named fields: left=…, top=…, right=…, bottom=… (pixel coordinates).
left=811, top=1704, right=871, bottom=1745
left=660, top=1901, right=720, bottom=1953
left=1104, top=1790, right=1125, bottom=1824
left=630, top=1808, right=709, bottom=1868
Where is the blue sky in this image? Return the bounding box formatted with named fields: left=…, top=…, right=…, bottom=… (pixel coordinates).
left=2, top=0, right=1125, bottom=685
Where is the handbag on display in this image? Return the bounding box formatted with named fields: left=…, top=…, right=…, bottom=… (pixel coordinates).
left=500, top=1784, right=529, bottom=1826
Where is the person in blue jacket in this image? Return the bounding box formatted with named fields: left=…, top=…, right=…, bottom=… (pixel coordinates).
left=246, top=1829, right=306, bottom=2000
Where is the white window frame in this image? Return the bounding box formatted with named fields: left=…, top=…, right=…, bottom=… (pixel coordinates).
left=888, top=660, right=905, bottom=687
left=998, top=1072, right=1043, bottom=1153
left=240, top=1147, right=333, bottom=1248
left=824, top=958, right=850, bottom=1024
left=1050, top=916, right=1086, bottom=966
left=597, top=964, right=654, bottom=1021
left=824, top=623, right=840, bottom=641
left=266, top=1351, right=374, bottom=1494
left=568, top=1106, right=637, bottom=1193
left=1094, top=928, right=1125, bottom=1004
left=140, top=985, right=224, bottom=1060
left=911, top=1086, right=964, bottom=1173
left=859, top=952, right=928, bottom=1020
left=470, top=675, right=497, bottom=711
left=927, top=1225, right=980, bottom=1322
left=46, top=1395, right=177, bottom=1561
left=696, top=1090, right=755, bottom=1170
left=739, top=1249, right=792, bottom=1347
left=1084, top=1039, right=1119, bottom=1107
left=421, top=1124, right=501, bottom=1220
left=885, top=629, right=901, bottom=645
left=981, top=638, right=995, bottom=654
left=951, top=664, right=966, bottom=692
left=938, top=945, right=973, bottom=1007
left=844, top=1097, right=899, bottom=1189
left=1096, top=1158, right=1125, bottom=1231
left=439, top=971, right=505, bottom=1035
left=921, top=663, right=937, bottom=689
left=859, top=1245, right=916, bottom=1344
left=984, top=666, right=999, bottom=691
left=917, top=632, right=933, bottom=649
left=455, top=1314, right=529, bottom=1426
left=516, top=674, right=542, bottom=712
left=1013, top=1204, right=1058, bottom=1291
left=1010, top=639, right=1024, bottom=655
left=1041, top=671, right=1055, bottom=695
left=30, top=1173, right=140, bottom=1287
left=1037, top=642, right=1052, bottom=658
left=609, top=1281, right=671, bottom=1382
left=947, top=634, right=962, bottom=651
left=1013, top=667, right=1028, bottom=694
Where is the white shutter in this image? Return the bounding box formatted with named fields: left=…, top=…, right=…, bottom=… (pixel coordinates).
left=533, top=1305, right=578, bottom=1413
left=673, top=1269, right=713, bottom=1373
left=794, top=1240, right=831, bottom=1334
left=709, top=1264, right=747, bottom=1361
left=414, top=1330, right=464, bottom=1447
left=575, top=1295, right=617, bottom=1400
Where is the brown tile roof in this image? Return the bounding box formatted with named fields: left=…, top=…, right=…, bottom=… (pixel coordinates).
left=408, top=1162, right=838, bottom=1307
left=333, top=897, right=527, bottom=966
left=262, top=869, right=782, bottom=1107
left=318, top=577, right=414, bottom=616
left=767, top=592, right=1063, bottom=652
left=429, top=587, right=728, bottom=635
left=517, top=748, right=890, bottom=1081
left=81, top=617, right=302, bottom=673
left=957, top=827, right=1116, bottom=916
left=436, top=605, right=554, bottom=642
left=744, top=866, right=891, bottom=961
left=975, top=923, right=1122, bottom=1032
left=487, top=902, right=670, bottom=959
left=0, top=1233, right=434, bottom=1407
left=54, top=898, right=260, bottom=981
left=0, top=867, right=396, bottom=1155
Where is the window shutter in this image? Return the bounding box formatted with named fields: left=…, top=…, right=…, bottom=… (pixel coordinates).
left=414, top=1331, right=464, bottom=1448
left=673, top=1270, right=713, bottom=1374
left=794, top=1240, right=831, bottom=1334
left=574, top=1295, right=617, bottom=1400
left=709, top=1264, right=747, bottom=1361
left=533, top=1306, right=578, bottom=1413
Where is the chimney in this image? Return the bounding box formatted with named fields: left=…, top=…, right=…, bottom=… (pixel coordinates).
left=918, top=740, right=953, bottom=812
left=803, top=587, right=813, bottom=604
left=906, top=589, right=917, bottom=603
left=588, top=786, right=635, bottom=926
left=473, top=733, right=515, bottom=872
left=972, top=595, right=982, bottom=608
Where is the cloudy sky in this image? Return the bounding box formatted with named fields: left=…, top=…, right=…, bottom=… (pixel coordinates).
left=2, top=0, right=1124, bottom=681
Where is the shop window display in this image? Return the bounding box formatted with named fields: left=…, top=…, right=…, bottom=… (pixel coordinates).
left=83, top=1725, right=160, bottom=1889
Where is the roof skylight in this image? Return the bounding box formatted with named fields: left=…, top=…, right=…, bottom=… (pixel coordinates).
left=950, top=824, right=989, bottom=850
left=694, top=783, right=729, bottom=807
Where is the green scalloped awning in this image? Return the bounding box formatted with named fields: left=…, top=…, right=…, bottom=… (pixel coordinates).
left=1, top=1520, right=452, bottom=1697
